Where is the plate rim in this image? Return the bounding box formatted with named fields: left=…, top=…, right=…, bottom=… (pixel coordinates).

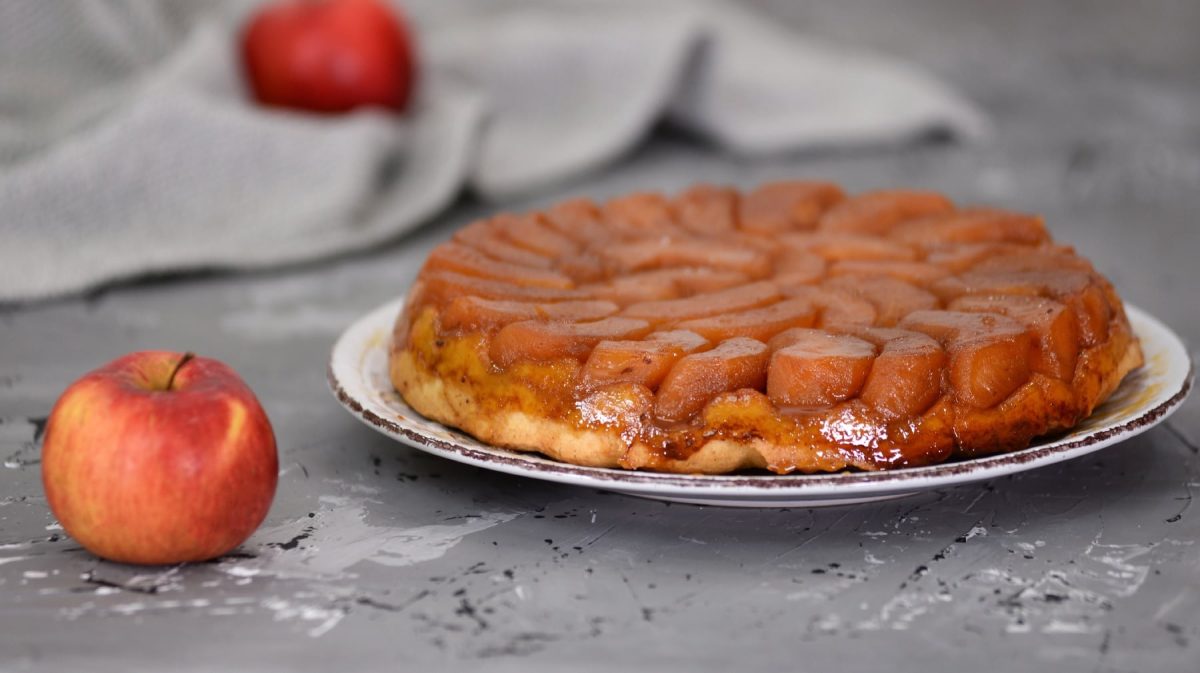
left=328, top=297, right=1193, bottom=497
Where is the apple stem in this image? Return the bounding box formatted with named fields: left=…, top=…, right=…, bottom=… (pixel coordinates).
left=166, top=352, right=195, bottom=391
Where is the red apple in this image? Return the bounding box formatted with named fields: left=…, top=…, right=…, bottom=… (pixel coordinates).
left=240, top=0, right=417, bottom=114
left=41, top=352, right=278, bottom=565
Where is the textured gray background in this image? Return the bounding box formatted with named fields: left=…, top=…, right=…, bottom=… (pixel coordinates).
left=2, top=0, right=1198, bottom=671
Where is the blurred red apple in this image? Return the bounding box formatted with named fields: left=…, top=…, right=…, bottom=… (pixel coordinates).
left=241, top=0, right=417, bottom=113
left=41, top=352, right=278, bottom=565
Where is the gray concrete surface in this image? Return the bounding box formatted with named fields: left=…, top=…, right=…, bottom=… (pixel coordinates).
left=2, top=0, right=1198, bottom=670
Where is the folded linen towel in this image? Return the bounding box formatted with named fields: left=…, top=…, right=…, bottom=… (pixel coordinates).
left=0, top=0, right=987, bottom=302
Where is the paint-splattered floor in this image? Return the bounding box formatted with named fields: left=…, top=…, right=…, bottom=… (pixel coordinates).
left=2, top=0, right=1198, bottom=670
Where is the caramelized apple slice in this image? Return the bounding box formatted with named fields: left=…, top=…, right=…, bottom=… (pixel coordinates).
left=583, top=269, right=685, bottom=304
left=891, top=208, right=1049, bottom=247
left=542, top=198, right=613, bottom=246
left=766, top=329, right=875, bottom=407
left=603, top=193, right=680, bottom=237
left=425, top=243, right=574, bottom=289
left=1073, top=284, right=1113, bottom=346
left=971, top=249, right=1096, bottom=274
left=673, top=269, right=752, bottom=294
left=925, top=243, right=1081, bottom=273
left=931, top=269, right=1111, bottom=346
left=925, top=243, right=1031, bottom=273
left=831, top=326, right=946, bottom=417
left=818, top=190, right=955, bottom=235
left=600, top=238, right=771, bottom=277
left=932, top=268, right=1088, bottom=300
left=781, top=285, right=877, bottom=326
left=676, top=298, right=817, bottom=342
left=828, top=260, right=951, bottom=286
left=930, top=271, right=1040, bottom=301
left=417, top=271, right=589, bottom=307
left=718, top=231, right=780, bottom=254
left=899, top=310, right=1034, bottom=408
left=441, top=297, right=619, bottom=332
left=673, top=184, right=737, bottom=234
left=647, top=329, right=710, bottom=350
left=575, top=383, right=654, bottom=444
left=771, top=249, right=827, bottom=285
left=825, top=276, right=939, bottom=326
left=583, top=267, right=750, bottom=304
left=765, top=327, right=809, bottom=352
left=579, top=330, right=710, bottom=391
left=949, top=295, right=1080, bottom=380
left=490, top=317, right=651, bottom=367
left=738, top=181, right=845, bottom=234
left=655, top=337, right=770, bottom=421
left=623, top=281, right=782, bottom=326
left=454, top=220, right=555, bottom=268
left=496, top=213, right=581, bottom=258
left=556, top=254, right=608, bottom=283
left=779, top=233, right=919, bottom=262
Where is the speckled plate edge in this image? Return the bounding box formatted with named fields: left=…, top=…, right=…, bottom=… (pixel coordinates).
left=327, top=297, right=1192, bottom=507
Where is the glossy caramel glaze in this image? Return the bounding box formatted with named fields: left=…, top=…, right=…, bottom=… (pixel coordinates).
left=389, top=182, right=1144, bottom=474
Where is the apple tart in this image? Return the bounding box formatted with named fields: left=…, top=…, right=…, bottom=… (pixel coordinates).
left=388, top=183, right=1143, bottom=474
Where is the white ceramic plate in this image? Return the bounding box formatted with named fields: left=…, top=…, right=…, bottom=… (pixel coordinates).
left=328, top=298, right=1192, bottom=508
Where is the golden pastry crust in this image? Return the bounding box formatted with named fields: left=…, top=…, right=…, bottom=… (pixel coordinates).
left=388, top=184, right=1144, bottom=474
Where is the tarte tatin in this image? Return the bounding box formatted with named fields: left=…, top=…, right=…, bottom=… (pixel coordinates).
left=389, top=183, right=1143, bottom=474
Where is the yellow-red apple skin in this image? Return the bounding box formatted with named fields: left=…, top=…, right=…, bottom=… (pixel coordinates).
left=41, top=351, right=278, bottom=565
